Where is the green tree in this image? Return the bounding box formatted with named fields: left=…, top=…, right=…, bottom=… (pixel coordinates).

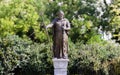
left=46, top=0, right=103, bottom=43
left=0, top=0, right=48, bottom=42
left=101, top=0, right=120, bottom=43
left=109, top=0, right=120, bottom=43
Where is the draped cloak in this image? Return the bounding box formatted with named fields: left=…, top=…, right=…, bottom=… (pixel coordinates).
left=52, top=18, right=70, bottom=58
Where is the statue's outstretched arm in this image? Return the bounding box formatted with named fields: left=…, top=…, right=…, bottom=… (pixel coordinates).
left=46, top=18, right=57, bottom=29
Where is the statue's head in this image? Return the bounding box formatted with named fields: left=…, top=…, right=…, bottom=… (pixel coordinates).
left=57, top=10, right=64, bottom=19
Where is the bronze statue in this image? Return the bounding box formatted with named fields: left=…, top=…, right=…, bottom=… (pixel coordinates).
left=46, top=10, right=71, bottom=59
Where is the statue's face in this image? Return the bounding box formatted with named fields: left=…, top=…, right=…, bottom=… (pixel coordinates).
left=58, top=13, right=64, bottom=19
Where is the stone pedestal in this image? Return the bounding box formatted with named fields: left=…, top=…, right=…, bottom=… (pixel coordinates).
left=52, top=58, right=69, bottom=75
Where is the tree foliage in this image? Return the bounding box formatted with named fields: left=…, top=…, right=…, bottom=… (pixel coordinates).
left=99, top=0, right=120, bottom=43
left=46, top=0, right=102, bottom=43
left=108, top=0, right=120, bottom=42
left=0, top=0, right=48, bottom=42
left=1, top=0, right=120, bottom=43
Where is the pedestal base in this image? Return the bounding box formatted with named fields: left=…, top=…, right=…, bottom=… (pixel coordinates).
left=52, top=58, right=69, bottom=75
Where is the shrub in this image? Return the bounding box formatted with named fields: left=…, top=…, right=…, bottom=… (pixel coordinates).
left=68, top=42, right=120, bottom=75
left=0, top=35, right=53, bottom=75
left=1, top=35, right=120, bottom=75
left=20, top=43, right=53, bottom=75
left=0, top=35, right=32, bottom=75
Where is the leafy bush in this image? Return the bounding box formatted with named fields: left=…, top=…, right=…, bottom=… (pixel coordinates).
left=0, top=35, right=32, bottom=75
left=68, top=42, right=120, bottom=75
left=20, top=43, right=53, bottom=75
left=1, top=35, right=120, bottom=75
left=0, top=35, right=52, bottom=75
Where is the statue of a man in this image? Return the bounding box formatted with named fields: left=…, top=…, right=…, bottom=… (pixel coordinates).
left=46, top=10, right=71, bottom=59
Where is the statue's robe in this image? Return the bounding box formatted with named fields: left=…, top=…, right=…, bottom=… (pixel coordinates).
left=52, top=18, right=70, bottom=58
